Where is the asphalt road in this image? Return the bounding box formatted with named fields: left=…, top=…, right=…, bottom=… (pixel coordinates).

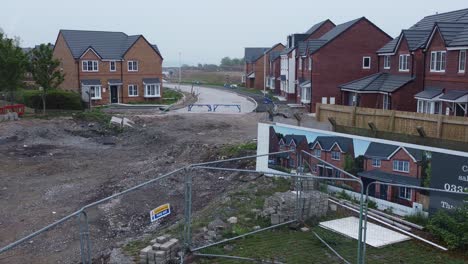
left=165, top=83, right=257, bottom=113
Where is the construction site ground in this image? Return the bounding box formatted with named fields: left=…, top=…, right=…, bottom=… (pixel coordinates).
left=0, top=106, right=327, bottom=264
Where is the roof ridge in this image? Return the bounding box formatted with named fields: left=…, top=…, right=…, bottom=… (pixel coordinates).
left=421, top=8, right=468, bottom=19
left=60, top=29, right=128, bottom=36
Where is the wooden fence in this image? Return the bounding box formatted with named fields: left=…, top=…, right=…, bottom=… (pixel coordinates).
left=316, top=104, right=468, bottom=143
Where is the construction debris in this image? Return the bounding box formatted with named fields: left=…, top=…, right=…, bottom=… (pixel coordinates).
left=110, top=116, right=134, bottom=128
left=139, top=235, right=180, bottom=264
left=262, top=191, right=328, bottom=225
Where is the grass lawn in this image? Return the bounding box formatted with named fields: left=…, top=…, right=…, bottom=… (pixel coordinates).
left=197, top=226, right=467, bottom=264
left=127, top=89, right=183, bottom=105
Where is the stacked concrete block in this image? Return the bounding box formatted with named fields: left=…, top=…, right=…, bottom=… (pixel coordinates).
left=139, top=236, right=180, bottom=264
left=263, top=190, right=328, bottom=225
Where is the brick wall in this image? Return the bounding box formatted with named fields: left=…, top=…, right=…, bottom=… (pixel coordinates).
left=53, top=33, right=79, bottom=91
left=309, top=19, right=392, bottom=112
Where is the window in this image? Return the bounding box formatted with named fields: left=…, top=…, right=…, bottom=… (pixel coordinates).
left=331, top=151, right=340, bottom=161
left=334, top=170, right=340, bottom=178
left=82, top=60, right=98, bottom=72
left=110, top=61, right=116, bottom=72
left=301, top=86, right=311, bottom=103
left=299, top=57, right=302, bottom=70
left=372, top=159, right=381, bottom=167
left=128, top=61, right=138, bottom=71
left=362, top=57, right=371, bottom=69
left=383, top=94, right=391, bottom=110
left=330, top=97, right=336, bottom=105
left=308, top=57, right=312, bottom=71
left=399, top=187, right=412, bottom=200
left=417, top=100, right=442, bottom=114
left=399, top=54, right=409, bottom=72
left=144, top=84, right=161, bottom=97
left=393, top=160, right=410, bottom=173
left=459, top=50, right=466, bottom=73
left=383, top=55, right=391, bottom=69
left=430, top=51, right=446, bottom=72
left=321, top=97, right=327, bottom=104
left=89, top=86, right=101, bottom=99
left=128, top=84, right=138, bottom=97
left=314, top=149, right=321, bottom=158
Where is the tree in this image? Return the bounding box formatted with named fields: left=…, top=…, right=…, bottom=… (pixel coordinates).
left=220, top=57, right=233, bottom=67
left=0, top=33, right=28, bottom=104
left=30, top=44, right=65, bottom=114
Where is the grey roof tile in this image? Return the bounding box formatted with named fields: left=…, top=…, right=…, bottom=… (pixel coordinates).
left=410, top=8, right=468, bottom=30
left=444, top=24, right=468, bottom=46
left=142, top=78, right=161, bottom=84
left=269, top=51, right=281, bottom=62
left=305, top=20, right=332, bottom=35
left=414, top=87, right=444, bottom=99
left=283, top=135, right=308, bottom=145
left=340, top=73, right=413, bottom=93
left=244, top=47, right=269, bottom=63
left=440, top=90, right=468, bottom=101
left=377, top=37, right=400, bottom=54
left=364, top=142, right=423, bottom=161
left=306, top=18, right=362, bottom=54
left=403, top=30, right=432, bottom=50
left=60, top=30, right=160, bottom=60
left=358, top=170, right=421, bottom=185
left=310, top=136, right=354, bottom=153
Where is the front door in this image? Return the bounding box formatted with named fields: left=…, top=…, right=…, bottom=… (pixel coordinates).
left=110, top=86, right=118, bottom=103
left=380, top=184, right=388, bottom=200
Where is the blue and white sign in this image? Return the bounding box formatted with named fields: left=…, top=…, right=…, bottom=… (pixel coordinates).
left=150, top=203, right=171, bottom=223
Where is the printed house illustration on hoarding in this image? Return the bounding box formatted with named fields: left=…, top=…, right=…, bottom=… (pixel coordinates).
left=267, top=125, right=434, bottom=211
left=358, top=143, right=426, bottom=208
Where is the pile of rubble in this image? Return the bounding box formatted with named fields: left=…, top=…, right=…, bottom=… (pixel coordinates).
left=139, top=235, right=180, bottom=264
left=0, top=112, right=19, bottom=122
left=262, top=190, right=329, bottom=225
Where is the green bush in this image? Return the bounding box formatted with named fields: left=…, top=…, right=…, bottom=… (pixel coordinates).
left=426, top=205, right=468, bottom=250
left=19, top=89, right=83, bottom=110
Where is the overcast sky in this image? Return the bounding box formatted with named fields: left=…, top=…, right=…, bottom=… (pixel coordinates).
left=2, top=1, right=467, bottom=66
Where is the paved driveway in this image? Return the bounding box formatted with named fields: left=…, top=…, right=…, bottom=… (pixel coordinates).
left=165, top=83, right=257, bottom=113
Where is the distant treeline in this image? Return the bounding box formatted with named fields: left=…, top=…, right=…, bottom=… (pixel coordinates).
left=176, top=56, right=245, bottom=71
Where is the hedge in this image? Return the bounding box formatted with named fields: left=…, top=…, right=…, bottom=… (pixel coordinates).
left=18, top=89, right=83, bottom=110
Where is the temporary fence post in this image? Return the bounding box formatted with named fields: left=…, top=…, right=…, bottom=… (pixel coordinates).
left=183, top=168, right=193, bottom=253
left=77, top=211, right=92, bottom=264
left=356, top=180, right=365, bottom=264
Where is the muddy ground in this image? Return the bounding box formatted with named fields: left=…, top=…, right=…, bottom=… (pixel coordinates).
left=0, top=107, right=330, bottom=264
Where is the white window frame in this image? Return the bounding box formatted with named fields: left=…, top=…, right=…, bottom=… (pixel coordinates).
left=372, top=159, right=381, bottom=167
left=88, top=85, right=102, bottom=100
left=298, top=57, right=302, bottom=70
left=362, top=56, right=371, bottom=69
left=110, top=61, right=116, bottom=72
left=399, top=187, right=412, bottom=200
left=393, top=160, right=410, bottom=173
left=459, top=50, right=466, bottom=73
left=308, top=57, right=312, bottom=71
left=128, top=60, right=139, bottom=72
left=399, top=54, right=409, bottom=72
left=330, top=97, right=336, bottom=105
left=417, top=99, right=442, bottom=114
left=331, top=151, right=341, bottom=161
left=383, top=94, right=391, bottom=110
left=128, top=84, right=138, bottom=97
left=82, top=60, right=99, bottom=72
left=383, top=55, right=391, bottom=69
left=301, top=86, right=311, bottom=103
left=430, top=51, right=446, bottom=72
left=144, top=84, right=161, bottom=98
left=314, top=149, right=321, bottom=158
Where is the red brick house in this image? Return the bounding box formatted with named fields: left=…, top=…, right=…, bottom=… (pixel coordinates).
left=297, top=17, right=391, bottom=112
left=267, top=51, right=282, bottom=94
left=340, top=8, right=468, bottom=116
left=308, top=136, right=354, bottom=178
left=244, top=44, right=284, bottom=90
left=279, top=20, right=336, bottom=100
left=277, top=135, right=309, bottom=169
left=358, top=143, right=424, bottom=207
left=53, top=29, right=163, bottom=106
